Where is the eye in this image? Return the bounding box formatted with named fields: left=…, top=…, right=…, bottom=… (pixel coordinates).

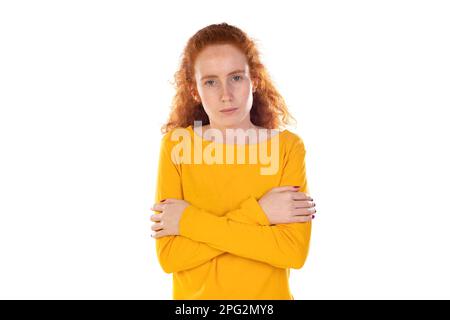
left=204, top=80, right=215, bottom=86
left=232, top=75, right=242, bottom=81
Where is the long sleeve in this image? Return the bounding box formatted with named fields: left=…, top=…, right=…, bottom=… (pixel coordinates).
left=178, top=135, right=312, bottom=269
left=154, top=135, right=270, bottom=274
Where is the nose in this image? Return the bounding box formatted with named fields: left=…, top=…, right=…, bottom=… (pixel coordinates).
left=221, top=83, right=233, bottom=102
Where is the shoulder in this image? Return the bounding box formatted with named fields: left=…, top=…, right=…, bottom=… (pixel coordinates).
left=281, top=129, right=306, bottom=151
left=160, top=126, right=192, bottom=148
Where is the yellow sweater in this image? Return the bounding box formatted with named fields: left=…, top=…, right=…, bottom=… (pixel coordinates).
left=154, top=125, right=312, bottom=300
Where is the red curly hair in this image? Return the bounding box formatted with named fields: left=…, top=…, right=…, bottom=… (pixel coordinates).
left=161, top=22, right=297, bottom=134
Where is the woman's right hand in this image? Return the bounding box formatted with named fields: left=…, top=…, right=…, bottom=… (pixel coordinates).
left=258, top=186, right=316, bottom=224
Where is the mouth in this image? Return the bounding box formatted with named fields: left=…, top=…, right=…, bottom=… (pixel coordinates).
left=220, top=107, right=239, bottom=114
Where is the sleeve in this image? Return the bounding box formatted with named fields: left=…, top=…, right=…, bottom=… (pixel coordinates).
left=178, top=134, right=312, bottom=269
left=153, top=134, right=269, bottom=274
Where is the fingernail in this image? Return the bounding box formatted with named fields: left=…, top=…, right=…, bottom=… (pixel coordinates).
left=161, top=199, right=166, bottom=202
left=293, top=186, right=300, bottom=188
left=312, top=215, right=315, bottom=219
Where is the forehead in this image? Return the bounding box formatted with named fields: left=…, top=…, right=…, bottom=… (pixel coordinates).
left=194, top=44, right=249, bottom=77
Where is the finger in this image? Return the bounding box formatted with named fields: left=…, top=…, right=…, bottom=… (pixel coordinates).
left=151, top=223, right=164, bottom=231
left=151, top=198, right=172, bottom=210
left=150, top=214, right=162, bottom=222
left=151, top=203, right=166, bottom=212
left=151, top=230, right=165, bottom=239
left=293, top=200, right=315, bottom=208
left=292, top=193, right=313, bottom=201
left=292, top=207, right=316, bottom=216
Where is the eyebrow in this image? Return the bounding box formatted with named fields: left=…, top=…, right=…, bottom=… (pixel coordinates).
left=200, top=69, right=245, bottom=81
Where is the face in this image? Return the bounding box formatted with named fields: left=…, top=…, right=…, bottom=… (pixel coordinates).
left=192, top=44, right=257, bottom=130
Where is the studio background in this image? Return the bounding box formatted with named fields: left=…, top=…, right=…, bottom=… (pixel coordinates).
left=0, top=0, right=449, bottom=299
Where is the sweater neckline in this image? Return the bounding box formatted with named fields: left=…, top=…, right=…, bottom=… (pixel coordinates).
left=187, top=125, right=286, bottom=147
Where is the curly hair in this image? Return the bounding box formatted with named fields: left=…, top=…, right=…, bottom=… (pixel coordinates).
left=160, top=22, right=297, bottom=134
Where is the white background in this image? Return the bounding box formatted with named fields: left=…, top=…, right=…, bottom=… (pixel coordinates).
left=0, top=0, right=449, bottom=299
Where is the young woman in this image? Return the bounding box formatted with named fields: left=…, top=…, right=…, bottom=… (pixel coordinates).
left=150, top=23, right=316, bottom=300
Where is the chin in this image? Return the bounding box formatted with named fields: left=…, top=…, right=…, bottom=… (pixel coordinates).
left=218, top=118, right=240, bottom=126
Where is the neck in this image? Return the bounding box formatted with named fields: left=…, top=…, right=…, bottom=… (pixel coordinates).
left=203, top=121, right=259, bottom=144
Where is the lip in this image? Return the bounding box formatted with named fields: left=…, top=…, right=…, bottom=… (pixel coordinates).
left=220, top=107, right=239, bottom=114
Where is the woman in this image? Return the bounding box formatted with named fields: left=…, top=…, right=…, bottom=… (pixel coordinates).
left=150, top=22, right=316, bottom=300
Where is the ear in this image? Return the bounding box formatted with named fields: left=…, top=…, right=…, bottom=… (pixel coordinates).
left=251, top=78, right=257, bottom=93
left=190, top=84, right=201, bottom=101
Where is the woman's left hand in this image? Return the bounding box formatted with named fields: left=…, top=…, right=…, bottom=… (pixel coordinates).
left=150, top=199, right=190, bottom=238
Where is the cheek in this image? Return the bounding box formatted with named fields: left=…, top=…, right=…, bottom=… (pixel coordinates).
left=237, top=82, right=251, bottom=97
left=198, top=86, right=214, bottom=99
left=197, top=95, right=217, bottom=117
left=199, top=91, right=215, bottom=109
left=240, top=85, right=253, bottom=103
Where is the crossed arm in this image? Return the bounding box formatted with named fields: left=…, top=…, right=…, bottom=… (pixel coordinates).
left=154, top=136, right=311, bottom=274
left=154, top=196, right=275, bottom=273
